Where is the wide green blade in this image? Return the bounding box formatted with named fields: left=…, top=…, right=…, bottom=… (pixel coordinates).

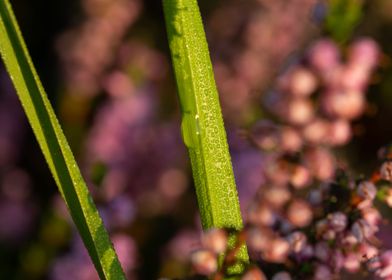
left=163, top=0, right=249, bottom=273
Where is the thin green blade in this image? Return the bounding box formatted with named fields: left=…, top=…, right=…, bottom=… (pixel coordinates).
left=0, top=1, right=125, bottom=279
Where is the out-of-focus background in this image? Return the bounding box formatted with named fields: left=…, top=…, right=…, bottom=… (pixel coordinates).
left=0, top=0, right=392, bottom=279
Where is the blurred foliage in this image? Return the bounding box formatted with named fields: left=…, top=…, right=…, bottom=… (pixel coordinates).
left=326, top=0, right=364, bottom=43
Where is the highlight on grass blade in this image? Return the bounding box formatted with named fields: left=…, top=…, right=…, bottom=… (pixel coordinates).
left=163, top=0, right=249, bottom=273
left=0, top=1, right=125, bottom=279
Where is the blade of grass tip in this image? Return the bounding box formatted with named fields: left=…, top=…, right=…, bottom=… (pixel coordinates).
left=0, top=1, right=125, bottom=279
left=163, top=0, right=249, bottom=273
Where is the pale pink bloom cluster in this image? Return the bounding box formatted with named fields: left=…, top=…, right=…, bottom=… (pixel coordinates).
left=262, top=38, right=379, bottom=151
left=189, top=37, right=387, bottom=279
left=191, top=164, right=392, bottom=279
left=57, top=0, right=141, bottom=96
left=208, top=0, right=318, bottom=123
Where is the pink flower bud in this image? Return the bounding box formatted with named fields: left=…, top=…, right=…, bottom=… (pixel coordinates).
left=248, top=204, right=276, bottom=226
left=357, top=181, right=377, bottom=201
left=202, top=228, right=228, bottom=254
left=380, top=161, right=392, bottom=182
left=265, top=162, right=291, bottom=186
left=376, top=251, right=392, bottom=278
left=285, top=98, right=314, bottom=125
left=288, top=67, right=318, bottom=97
left=302, top=119, right=329, bottom=144
left=246, top=227, right=272, bottom=252
left=190, top=249, right=217, bottom=275
left=241, top=267, right=267, bottom=280
left=351, top=219, right=376, bottom=242
left=361, top=207, right=381, bottom=227
left=359, top=244, right=379, bottom=260
left=328, top=212, right=347, bottom=232
left=290, top=165, right=312, bottom=189
left=264, top=187, right=291, bottom=208
left=263, top=238, right=290, bottom=263
left=322, top=90, right=365, bottom=120
left=327, top=119, right=352, bottom=146
left=287, top=199, right=313, bottom=227
left=308, top=39, right=340, bottom=72
left=287, top=231, right=307, bottom=253
left=304, top=148, right=335, bottom=181
left=342, top=233, right=359, bottom=246
left=348, top=38, right=380, bottom=70
left=280, top=127, right=303, bottom=153
left=340, top=64, right=370, bottom=91
left=344, top=253, right=361, bottom=272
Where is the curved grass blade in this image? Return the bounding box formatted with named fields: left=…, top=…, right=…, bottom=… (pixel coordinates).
left=163, top=0, right=249, bottom=273
left=0, top=1, right=125, bottom=279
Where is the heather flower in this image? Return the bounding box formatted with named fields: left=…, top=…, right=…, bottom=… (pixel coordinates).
left=380, top=161, right=392, bottom=182
left=285, top=98, right=314, bottom=125
left=357, top=181, right=377, bottom=201
left=248, top=204, right=276, bottom=226
left=322, top=89, right=365, bottom=120
left=263, top=238, right=290, bottom=263
left=286, top=67, right=318, bottom=97
left=290, top=165, right=312, bottom=189
left=286, top=199, right=313, bottom=228
left=241, top=267, right=267, bottom=280
left=302, top=118, right=329, bottom=144
left=279, top=127, right=303, bottom=153
left=308, top=39, right=340, bottom=73
left=343, top=253, right=361, bottom=273
left=246, top=227, right=272, bottom=252
left=190, top=249, right=218, bottom=275
left=340, top=64, right=371, bottom=91
left=376, top=251, right=392, bottom=278
left=201, top=228, right=228, bottom=254
left=287, top=231, right=307, bottom=253
left=328, top=212, right=348, bottom=232
left=57, top=0, right=141, bottom=97
left=327, top=119, right=352, bottom=146
left=348, top=38, right=380, bottom=70
left=351, top=219, right=376, bottom=242
left=263, top=186, right=291, bottom=208
left=304, top=147, right=335, bottom=181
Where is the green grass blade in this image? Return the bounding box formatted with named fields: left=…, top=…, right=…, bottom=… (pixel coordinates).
left=163, top=0, right=249, bottom=272
left=0, top=1, right=125, bottom=279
